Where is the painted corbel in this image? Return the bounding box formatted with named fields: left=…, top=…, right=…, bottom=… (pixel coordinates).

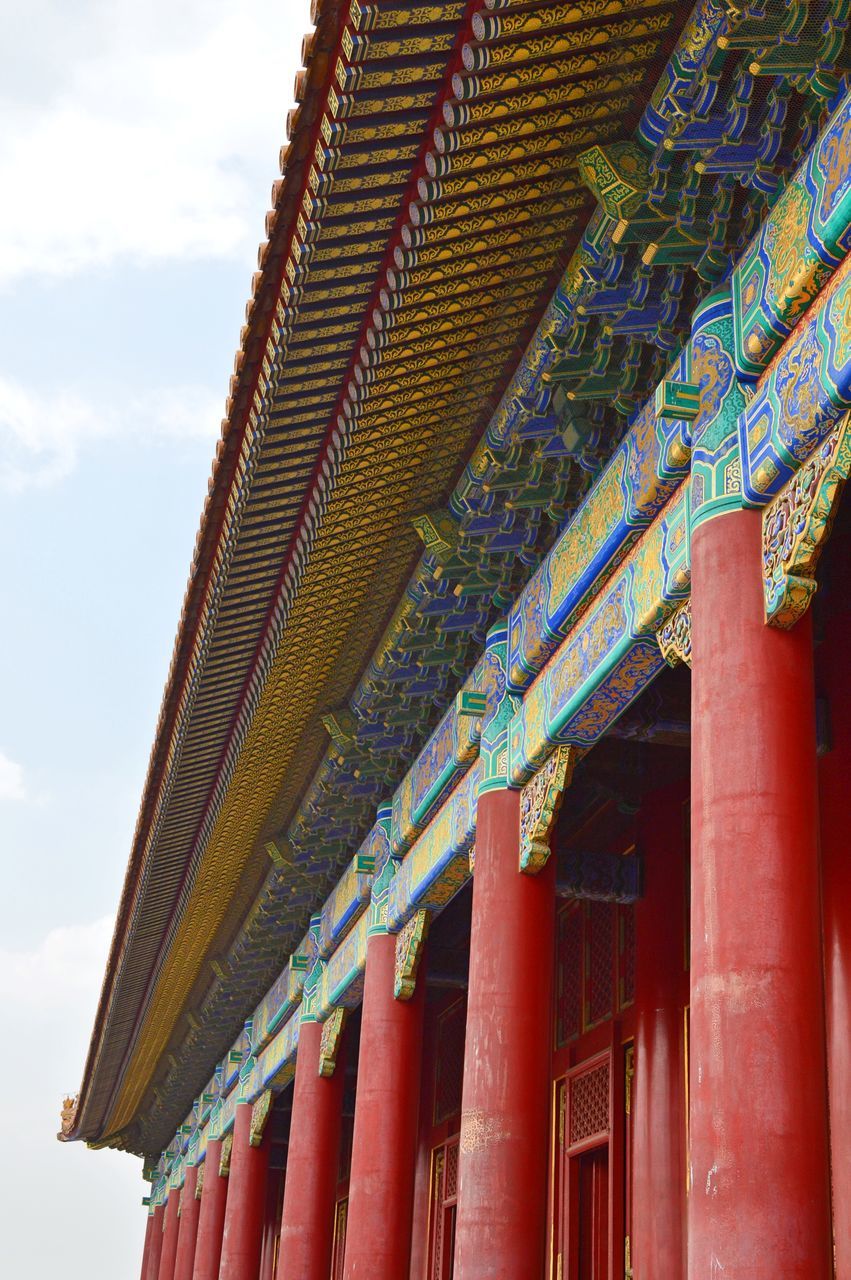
left=519, top=745, right=577, bottom=873
left=394, top=909, right=431, bottom=1000
left=763, top=414, right=851, bottom=628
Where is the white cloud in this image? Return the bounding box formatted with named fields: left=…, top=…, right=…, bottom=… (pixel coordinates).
left=0, top=751, right=27, bottom=800
left=0, top=0, right=312, bottom=287
left=0, top=372, right=222, bottom=490
left=0, top=915, right=114, bottom=1011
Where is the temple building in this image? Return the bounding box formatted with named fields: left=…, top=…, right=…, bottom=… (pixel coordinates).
left=60, top=2, right=851, bottom=1277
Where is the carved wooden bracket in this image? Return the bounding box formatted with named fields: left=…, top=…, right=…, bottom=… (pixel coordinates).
left=318, top=1007, right=348, bottom=1078
left=657, top=598, right=692, bottom=668
left=412, top=508, right=460, bottom=564
left=655, top=379, right=700, bottom=422
left=195, top=1164, right=204, bottom=1198
left=394, top=909, right=431, bottom=1000
left=763, top=415, right=851, bottom=629
left=519, top=745, right=577, bottom=873
left=249, top=1089, right=272, bottom=1147
left=218, top=1132, right=233, bottom=1178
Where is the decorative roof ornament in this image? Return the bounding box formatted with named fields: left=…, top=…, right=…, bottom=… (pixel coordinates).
left=57, top=1094, right=79, bottom=1143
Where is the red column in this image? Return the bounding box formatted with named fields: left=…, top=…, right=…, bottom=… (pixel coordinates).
left=139, top=1212, right=155, bottom=1280
left=258, top=1166, right=283, bottom=1280
left=146, top=1204, right=165, bottom=1280
left=218, top=1102, right=270, bottom=1280
left=158, top=1189, right=181, bottom=1280
left=408, top=1005, right=438, bottom=1280
left=191, top=1140, right=229, bottom=1280
left=689, top=508, right=832, bottom=1276
left=453, top=787, right=555, bottom=1279
left=818, top=529, right=851, bottom=1274
left=173, top=1165, right=201, bottom=1280
left=343, top=930, right=426, bottom=1278
left=276, top=1020, right=345, bottom=1280
left=632, top=781, right=688, bottom=1280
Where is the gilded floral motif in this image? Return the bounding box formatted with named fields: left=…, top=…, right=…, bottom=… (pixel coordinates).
left=763, top=416, right=851, bottom=628
left=519, top=745, right=576, bottom=873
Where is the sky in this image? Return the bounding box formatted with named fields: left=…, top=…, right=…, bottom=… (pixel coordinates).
left=0, top=2, right=312, bottom=1275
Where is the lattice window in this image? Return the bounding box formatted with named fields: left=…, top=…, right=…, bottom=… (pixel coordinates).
left=431, top=1149, right=445, bottom=1280
left=429, top=1137, right=459, bottom=1280
left=585, top=901, right=614, bottom=1028
left=434, top=998, right=466, bottom=1124
left=331, top=1197, right=348, bottom=1280
left=619, top=904, right=636, bottom=1010
left=568, top=1059, right=610, bottom=1151
left=445, top=1137, right=459, bottom=1200
left=556, top=903, right=583, bottom=1046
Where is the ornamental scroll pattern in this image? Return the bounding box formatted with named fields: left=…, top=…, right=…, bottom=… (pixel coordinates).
left=519, top=745, right=577, bottom=873
left=318, top=1007, right=348, bottom=1078
left=657, top=599, right=692, bottom=668
left=763, top=415, right=851, bottom=628
left=394, top=909, right=430, bottom=1000
left=249, top=1089, right=272, bottom=1147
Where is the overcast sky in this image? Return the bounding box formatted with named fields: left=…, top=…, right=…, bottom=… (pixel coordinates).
left=0, top=3, right=311, bottom=1275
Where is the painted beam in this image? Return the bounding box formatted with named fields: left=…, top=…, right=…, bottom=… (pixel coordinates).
left=740, top=249, right=851, bottom=504
left=388, top=759, right=479, bottom=933
left=316, top=837, right=376, bottom=961
left=316, top=911, right=370, bottom=1023
left=508, top=488, right=690, bottom=784
left=733, top=85, right=851, bottom=380
left=390, top=657, right=487, bottom=856
left=506, top=368, right=692, bottom=692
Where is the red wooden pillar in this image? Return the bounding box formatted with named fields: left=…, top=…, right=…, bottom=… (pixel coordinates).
left=258, top=1166, right=283, bottom=1280
left=276, top=1020, right=345, bottom=1280
left=689, top=508, right=832, bottom=1276
left=191, top=1140, right=229, bottom=1280
left=632, top=781, right=687, bottom=1279
left=146, top=1204, right=165, bottom=1280
left=343, top=929, right=426, bottom=1278
left=453, top=786, right=555, bottom=1278
left=818, top=529, right=851, bottom=1275
left=139, top=1212, right=156, bottom=1280
left=218, top=1102, right=270, bottom=1280
left=158, top=1189, right=181, bottom=1280
left=408, top=1003, right=438, bottom=1280
left=173, top=1164, right=201, bottom=1280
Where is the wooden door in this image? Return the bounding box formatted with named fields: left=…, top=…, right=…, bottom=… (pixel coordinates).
left=428, top=1136, right=459, bottom=1280
left=578, top=1146, right=609, bottom=1280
